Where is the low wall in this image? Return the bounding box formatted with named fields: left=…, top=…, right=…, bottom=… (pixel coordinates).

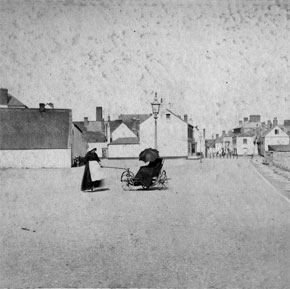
left=0, top=149, right=72, bottom=168
left=108, top=144, right=141, bottom=158
left=272, top=151, right=290, bottom=172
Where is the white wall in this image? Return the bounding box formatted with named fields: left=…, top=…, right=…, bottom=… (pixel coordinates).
left=264, top=127, right=289, bottom=151
left=87, top=142, right=108, bottom=157
left=112, top=123, right=136, bottom=140
left=236, top=137, right=255, bottom=155
left=108, top=144, right=141, bottom=158
left=0, top=149, right=72, bottom=168
left=140, top=113, right=188, bottom=157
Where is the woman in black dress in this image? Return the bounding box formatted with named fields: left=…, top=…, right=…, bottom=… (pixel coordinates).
left=81, top=148, right=104, bottom=191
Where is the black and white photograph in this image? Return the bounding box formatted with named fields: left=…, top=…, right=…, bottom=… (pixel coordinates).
left=1, top=0, right=290, bottom=288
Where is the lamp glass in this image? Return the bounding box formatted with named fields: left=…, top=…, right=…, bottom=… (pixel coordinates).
left=151, top=97, right=161, bottom=115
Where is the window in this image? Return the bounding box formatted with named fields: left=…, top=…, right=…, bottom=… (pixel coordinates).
left=275, top=129, right=279, bottom=135
left=166, top=113, right=171, bottom=119
left=243, top=139, right=247, bottom=144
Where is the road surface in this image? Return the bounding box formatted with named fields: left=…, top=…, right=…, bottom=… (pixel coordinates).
left=1, top=158, right=290, bottom=288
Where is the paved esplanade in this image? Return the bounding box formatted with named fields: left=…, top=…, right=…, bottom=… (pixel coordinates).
left=1, top=158, right=290, bottom=288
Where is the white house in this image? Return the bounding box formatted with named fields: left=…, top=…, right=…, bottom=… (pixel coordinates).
left=0, top=101, right=72, bottom=168
left=233, top=131, right=257, bottom=156
left=259, top=125, right=290, bottom=156
left=139, top=109, right=191, bottom=158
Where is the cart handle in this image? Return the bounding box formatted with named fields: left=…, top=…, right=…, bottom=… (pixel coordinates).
left=102, top=166, right=128, bottom=170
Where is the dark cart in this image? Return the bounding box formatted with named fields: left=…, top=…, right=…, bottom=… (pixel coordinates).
left=121, top=158, right=168, bottom=190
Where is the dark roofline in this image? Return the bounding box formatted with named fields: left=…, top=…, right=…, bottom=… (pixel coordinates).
left=166, top=109, right=189, bottom=124
left=0, top=107, right=71, bottom=112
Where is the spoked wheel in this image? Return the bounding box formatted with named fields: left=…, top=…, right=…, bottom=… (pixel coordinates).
left=157, top=170, right=168, bottom=190
left=121, top=170, right=134, bottom=191
left=142, top=184, right=149, bottom=190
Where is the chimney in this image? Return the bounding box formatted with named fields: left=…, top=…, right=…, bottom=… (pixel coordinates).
left=239, top=120, right=243, bottom=126
left=106, top=116, right=111, bottom=142
left=0, top=88, right=9, bottom=105
left=84, top=117, right=89, bottom=128
left=243, top=117, right=248, bottom=122
left=184, top=114, right=188, bottom=122
left=203, top=128, right=206, bottom=138
left=222, top=130, right=226, bottom=136
left=216, top=134, right=219, bottom=139
left=96, top=107, right=103, bottom=121
left=284, top=120, right=290, bottom=126
left=267, top=120, right=272, bottom=129
left=249, top=115, right=261, bottom=122
left=273, top=117, right=278, bottom=127
left=39, top=103, right=45, bottom=112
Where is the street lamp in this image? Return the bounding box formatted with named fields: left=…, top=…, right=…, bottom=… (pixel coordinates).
left=151, top=92, right=161, bottom=150
left=195, top=126, right=202, bottom=163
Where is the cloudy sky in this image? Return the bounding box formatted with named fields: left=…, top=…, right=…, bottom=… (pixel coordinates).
left=1, top=0, right=290, bottom=136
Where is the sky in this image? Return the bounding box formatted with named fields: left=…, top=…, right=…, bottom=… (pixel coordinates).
left=1, top=0, right=290, bottom=137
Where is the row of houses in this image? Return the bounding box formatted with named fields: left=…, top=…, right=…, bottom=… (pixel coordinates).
left=0, top=88, right=205, bottom=168
left=72, top=106, right=206, bottom=160
left=207, top=114, right=290, bottom=156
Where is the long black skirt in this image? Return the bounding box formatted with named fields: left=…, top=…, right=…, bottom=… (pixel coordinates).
left=81, top=163, right=103, bottom=191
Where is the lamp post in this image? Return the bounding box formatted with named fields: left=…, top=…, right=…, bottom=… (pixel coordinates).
left=151, top=92, right=161, bottom=150
left=195, top=126, right=202, bottom=163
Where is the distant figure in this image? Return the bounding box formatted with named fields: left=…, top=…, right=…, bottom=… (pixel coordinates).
left=81, top=148, right=104, bottom=191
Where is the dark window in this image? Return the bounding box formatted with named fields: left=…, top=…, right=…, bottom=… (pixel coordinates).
left=275, top=129, right=279, bottom=135
left=166, top=114, right=171, bottom=119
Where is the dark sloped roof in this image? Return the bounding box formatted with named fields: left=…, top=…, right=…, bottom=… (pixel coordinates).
left=268, top=145, right=290, bottom=152
left=73, top=120, right=104, bottom=133
left=114, top=115, right=151, bottom=137
left=109, top=137, right=139, bottom=145
left=237, top=131, right=256, bottom=137
left=7, top=94, right=28, bottom=108
left=82, top=131, right=106, bottom=143
left=0, top=108, right=71, bottom=150
left=118, top=114, right=151, bottom=124
left=166, top=109, right=188, bottom=124
left=109, top=120, right=123, bottom=133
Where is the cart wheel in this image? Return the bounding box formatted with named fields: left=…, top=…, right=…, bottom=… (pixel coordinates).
left=121, top=170, right=134, bottom=191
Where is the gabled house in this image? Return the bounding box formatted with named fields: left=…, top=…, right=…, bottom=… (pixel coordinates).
left=72, top=107, right=108, bottom=158
left=0, top=97, right=72, bottom=168
left=258, top=125, right=290, bottom=156
left=214, top=134, right=223, bottom=153
left=107, top=114, right=150, bottom=158
left=0, top=88, right=28, bottom=109
left=223, top=130, right=235, bottom=151
left=139, top=109, right=194, bottom=158
left=233, top=130, right=257, bottom=156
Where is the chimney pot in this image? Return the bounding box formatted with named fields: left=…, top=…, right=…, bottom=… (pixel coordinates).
left=84, top=117, right=89, bottom=127
left=249, top=115, right=261, bottom=122
left=0, top=88, right=9, bottom=105
left=273, top=117, right=278, bottom=127
left=39, top=103, right=45, bottom=112
left=284, top=119, right=290, bottom=126
left=184, top=114, right=188, bottom=122
left=96, top=107, right=103, bottom=121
